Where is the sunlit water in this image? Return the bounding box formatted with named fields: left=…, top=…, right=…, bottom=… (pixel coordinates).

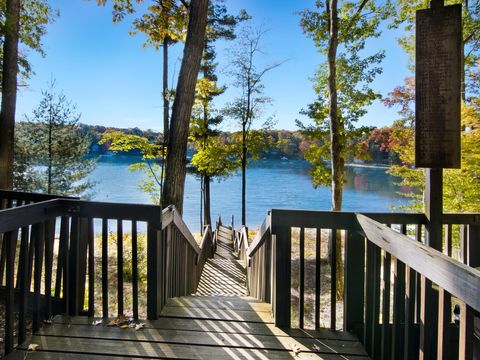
left=88, top=155, right=409, bottom=232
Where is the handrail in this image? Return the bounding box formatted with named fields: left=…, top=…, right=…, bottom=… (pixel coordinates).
left=357, top=214, right=480, bottom=312
left=0, top=199, right=62, bottom=233
left=0, top=189, right=78, bottom=202
left=246, top=213, right=271, bottom=257
left=161, top=205, right=201, bottom=254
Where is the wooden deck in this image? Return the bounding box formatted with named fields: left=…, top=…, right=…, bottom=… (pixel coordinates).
left=7, top=225, right=369, bottom=359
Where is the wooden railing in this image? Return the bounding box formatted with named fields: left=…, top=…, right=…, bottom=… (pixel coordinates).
left=244, top=209, right=480, bottom=360
left=0, top=191, right=214, bottom=356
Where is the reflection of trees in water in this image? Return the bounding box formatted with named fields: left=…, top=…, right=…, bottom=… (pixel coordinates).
left=344, top=167, right=399, bottom=197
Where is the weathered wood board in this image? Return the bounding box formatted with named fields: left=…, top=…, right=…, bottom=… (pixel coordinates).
left=415, top=4, right=462, bottom=168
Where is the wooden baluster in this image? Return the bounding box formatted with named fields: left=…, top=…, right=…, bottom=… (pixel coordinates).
left=404, top=224, right=419, bottom=360
left=44, top=218, right=56, bottom=319
left=102, top=219, right=108, bottom=318
left=365, top=241, right=375, bottom=355
left=299, top=227, right=305, bottom=329
left=391, top=256, right=405, bottom=360
left=330, top=229, right=337, bottom=331
left=55, top=216, right=69, bottom=298
left=88, top=218, right=95, bottom=317
left=344, top=230, right=365, bottom=339
left=33, top=222, right=45, bottom=331
left=381, top=250, right=392, bottom=359
left=5, top=229, right=18, bottom=355
left=62, top=217, right=70, bottom=313
left=17, top=226, right=29, bottom=345
left=315, top=228, right=321, bottom=330
left=147, top=223, right=161, bottom=319
left=437, top=223, right=453, bottom=359
left=372, top=244, right=381, bottom=359
left=77, top=218, right=89, bottom=314
left=132, top=221, right=139, bottom=320
left=458, top=224, right=480, bottom=360
left=117, top=220, right=124, bottom=316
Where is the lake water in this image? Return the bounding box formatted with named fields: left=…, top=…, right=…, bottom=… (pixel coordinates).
left=88, top=155, right=408, bottom=232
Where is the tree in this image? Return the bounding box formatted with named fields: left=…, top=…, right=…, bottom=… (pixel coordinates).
left=299, top=0, right=392, bottom=299
left=384, top=78, right=480, bottom=213
left=14, top=82, right=95, bottom=196
left=189, top=3, right=246, bottom=228
left=99, top=0, right=210, bottom=213
left=97, top=0, right=188, bottom=146
left=0, top=0, right=56, bottom=189
left=0, top=0, right=20, bottom=189
left=391, top=0, right=480, bottom=100
left=225, top=25, right=281, bottom=226
left=162, top=0, right=209, bottom=213
left=99, top=131, right=164, bottom=204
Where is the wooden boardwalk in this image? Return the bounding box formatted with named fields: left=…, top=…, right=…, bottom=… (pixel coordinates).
left=7, top=225, right=368, bottom=359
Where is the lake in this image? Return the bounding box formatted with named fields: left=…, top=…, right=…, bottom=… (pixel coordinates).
left=88, top=155, right=409, bottom=232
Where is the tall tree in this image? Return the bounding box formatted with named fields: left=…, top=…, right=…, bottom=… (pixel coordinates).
left=226, top=25, right=281, bottom=226
left=14, top=81, right=96, bottom=196
left=0, top=0, right=56, bottom=189
left=299, top=0, right=392, bottom=299
left=97, top=0, right=188, bottom=144
left=162, top=0, right=209, bottom=213
left=190, top=2, right=246, bottom=227
left=299, top=0, right=392, bottom=211
left=0, top=0, right=20, bottom=189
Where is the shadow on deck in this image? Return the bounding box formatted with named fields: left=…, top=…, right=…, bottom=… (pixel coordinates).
left=7, top=225, right=368, bottom=359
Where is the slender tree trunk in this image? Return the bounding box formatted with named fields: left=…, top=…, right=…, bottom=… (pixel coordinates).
left=327, top=0, right=344, bottom=300
left=0, top=0, right=20, bottom=190
left=162, top=0, right=209, bottom=213
left=241, top=122, right=247, bottom=226
left=328, top=0, right=342, bottom=213
left=48, top=119, right=53, bottom=194
left=204, top=174, right=211, bottom=228
left=163, top=37, right=170, bottom=143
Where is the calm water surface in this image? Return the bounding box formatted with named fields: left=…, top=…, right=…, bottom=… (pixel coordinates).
left=88, top=155, right=408, bottom=232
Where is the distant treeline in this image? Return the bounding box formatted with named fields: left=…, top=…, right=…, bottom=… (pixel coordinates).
left=76, top=124, right=398, bottom=165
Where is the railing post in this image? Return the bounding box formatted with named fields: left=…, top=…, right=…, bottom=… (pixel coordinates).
left=271, top=210, right=291, bottom=328
left=344, top=230, right=365, bottom=339
left=147, top=223, right=162, bottom=319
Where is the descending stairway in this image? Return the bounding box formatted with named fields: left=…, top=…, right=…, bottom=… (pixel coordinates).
left=7, top=222, right=369, bottom=359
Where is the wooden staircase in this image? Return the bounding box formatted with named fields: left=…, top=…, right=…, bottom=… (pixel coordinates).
left=7, top=221, right=369, bottom=359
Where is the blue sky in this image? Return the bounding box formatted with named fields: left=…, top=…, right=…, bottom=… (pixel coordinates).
left=16, top=0, right=411, bottom=132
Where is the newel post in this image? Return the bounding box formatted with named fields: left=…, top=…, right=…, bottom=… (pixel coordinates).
left=271, top=210, right=291, bottom=328
left=147, top=210, right=163, bottom=320
left=344, top=229, right=365, bottom=339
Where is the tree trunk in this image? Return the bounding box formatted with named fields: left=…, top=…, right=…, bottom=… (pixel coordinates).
left=203, top=174, right=211, bottom=228
left=241, top=123, right=247, bottom=226
left=162, top=0, right=209, bottom=213
left=0, top=0, right=20, bottom=190
left=163, top=37, right=170, bottom=143
left=327, top=0, right=344, bottom=300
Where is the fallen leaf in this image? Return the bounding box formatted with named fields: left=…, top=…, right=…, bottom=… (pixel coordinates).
left=290, top=343, right=301, bottom=356
left=92, top=320, right=103, bottom=326
left=28, top=344, right=39, bottom=352
left=120, top=324, right=129, bottom=329
left=135, top=323, right=145, bottom=331
left=43, top=319, right=52, bottom=325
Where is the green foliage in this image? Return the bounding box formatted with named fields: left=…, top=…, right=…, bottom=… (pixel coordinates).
left=391, top=0, right=480, bottom=96
left=190, top=137, right=239, bottom=178
left=385, top=76, right=480, bottom=212
left=0, top=0, right=58, bottom=85
left=14, top=81, right=95, bottom=196
left=100, top=131, right=164, bottom=204
left=298, top=0, right=392, bottom=189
